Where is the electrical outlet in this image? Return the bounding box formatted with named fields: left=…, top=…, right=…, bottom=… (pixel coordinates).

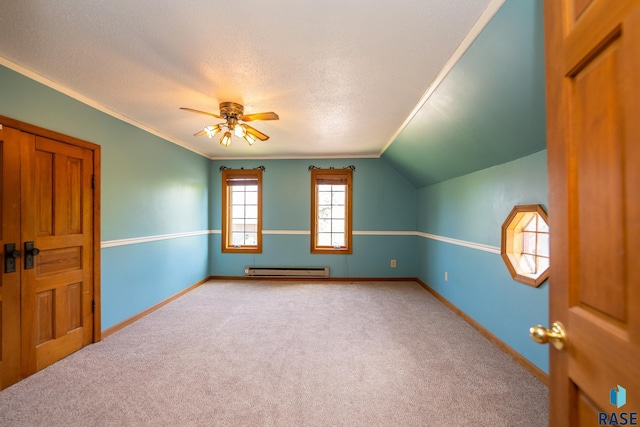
left=445, top=271, right=448, bottom=281
left=390, top=259, right=397, bottom=268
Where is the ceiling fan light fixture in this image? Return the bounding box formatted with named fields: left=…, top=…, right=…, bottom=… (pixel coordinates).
left=220, top=131, right=232, bottom=147
left=204, top=124, right=222, bottom=138
left=244, top=133, right=256, bottom=146
left=234, top=124, right=247, bottom=138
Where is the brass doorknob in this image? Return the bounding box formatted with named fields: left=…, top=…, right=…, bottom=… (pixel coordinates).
left=529, top=321, right=566, bottom=350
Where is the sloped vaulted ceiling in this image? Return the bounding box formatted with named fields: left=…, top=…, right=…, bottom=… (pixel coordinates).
left=0, top=1, right=545, bottom=186
left=382, top=0, right=546, bottom=188
left=0, top=0, right=496, bottom=160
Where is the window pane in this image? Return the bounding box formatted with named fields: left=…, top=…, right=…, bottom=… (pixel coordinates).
left=318, top=206, right=332, bottom=219
left=318, top=184, right=332, bottom=191
left=332, top=219, right=344, bottom=232
left=332, top=190, right=345, bottom=205
left=245, top=191, right=258, bottom=205
left=232, top=192, right=245, bottom=204
left=538, top=256, right=550, bottom=272
left=232, top=221, right=246, bottom=232
left=523, top=215, right=537, bottom=232
left=317, top=233, right=331, bottom=246
left=521, top=254, right=536, bottom=274
left=231, top=205, right=245, bottom=219
left=318, top=219, right=331, bottom=232
left=538, top=217, right=550, bottom=233
left=245, top=233, right=257, bottom=245
left=537, top=233, right=549, bottom=257
left=331, top=233, right=344, bottom=247
left=245, top=206, right=258, bottom=219
left=332, top=205, right=345, bottom=219
left=522, top=232, right=536, bottom=254
left=231, top=232, right=245, bottom=246
left=245, top=185, right=258, bottom=191
left=318, top=191, right=332, bottom=205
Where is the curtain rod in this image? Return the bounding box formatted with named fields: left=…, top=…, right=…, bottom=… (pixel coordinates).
left=308, top=165, right=355, bottom=172
left=219, top=166, right=265, bottom=172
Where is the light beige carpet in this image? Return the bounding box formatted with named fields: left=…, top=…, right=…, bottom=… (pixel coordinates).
left=0, top=280, right=548, bottom=426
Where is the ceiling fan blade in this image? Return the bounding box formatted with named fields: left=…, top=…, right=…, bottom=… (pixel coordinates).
left=244, top=124, right=270, bottom=141
left=193, top=129, right=208, bottom=137
left=180, top=107, right=223, bottom=119
left=240, top=112, right=279, bottom=122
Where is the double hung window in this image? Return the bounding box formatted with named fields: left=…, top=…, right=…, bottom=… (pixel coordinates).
left=222, top=169, right=262, bottom=253
left=310, top=169, right=352, bottom=254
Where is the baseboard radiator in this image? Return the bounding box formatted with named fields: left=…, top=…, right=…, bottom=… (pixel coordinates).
left=244, top=266, right=330, bottom=278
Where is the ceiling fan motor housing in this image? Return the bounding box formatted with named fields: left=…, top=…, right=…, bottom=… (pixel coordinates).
left=219, top=102, right=244, bottom=119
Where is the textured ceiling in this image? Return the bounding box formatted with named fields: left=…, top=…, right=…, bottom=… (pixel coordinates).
left=0, top=0, right=497, bottom=159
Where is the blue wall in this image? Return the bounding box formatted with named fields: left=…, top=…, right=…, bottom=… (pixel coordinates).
left=381, top=0, right=546, bottom=187
left=209, top=158, right=417, bottom=277
left=417, top=150, right=549, bottom=372
left=0, top=65, right=211, bottom=331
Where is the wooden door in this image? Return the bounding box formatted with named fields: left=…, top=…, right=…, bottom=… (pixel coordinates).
left=0, top=125, right=22, bottom=389
left=545, top=0, right=640, bottom=425
left=21, top=135, right=95, bottom=375
left=0, top=116, right=100, bottom=390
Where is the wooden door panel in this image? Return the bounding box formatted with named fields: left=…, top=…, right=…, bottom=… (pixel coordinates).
left=36, top=329, right=84, bottom=372
left=67, top=282, right=83, bottom=330
left=35, top=290, right=54, bottom=345
left=577, top=392, right=600, bottom=427
left=35, top=150, right=54, bottom=237
left=36, top=245, right=83, bottom=277
left=34, top=273, right=85, bottom=334
left=22, top=135, right=93, bottom=374
left=546, top=0, right=640, bottom=425
left=572, top=34, right=625, bottom=321
left=67, top=157, right=83, bottom=235
left=0, top=126, right=22, bottom=389
left=569, top=309, right=640, bottom=412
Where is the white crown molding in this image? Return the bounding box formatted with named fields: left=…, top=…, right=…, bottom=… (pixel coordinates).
left=210, top=153, right=381, bottom=161
left=0, top=55, right=211, bottom=159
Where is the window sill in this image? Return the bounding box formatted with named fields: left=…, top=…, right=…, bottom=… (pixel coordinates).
left=222, top=247, right=261, bottom=254
left=311, top=247, right=352, bottom=255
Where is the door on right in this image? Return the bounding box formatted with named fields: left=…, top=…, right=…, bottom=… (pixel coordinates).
left=545, top=0, right=640, bottom=425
